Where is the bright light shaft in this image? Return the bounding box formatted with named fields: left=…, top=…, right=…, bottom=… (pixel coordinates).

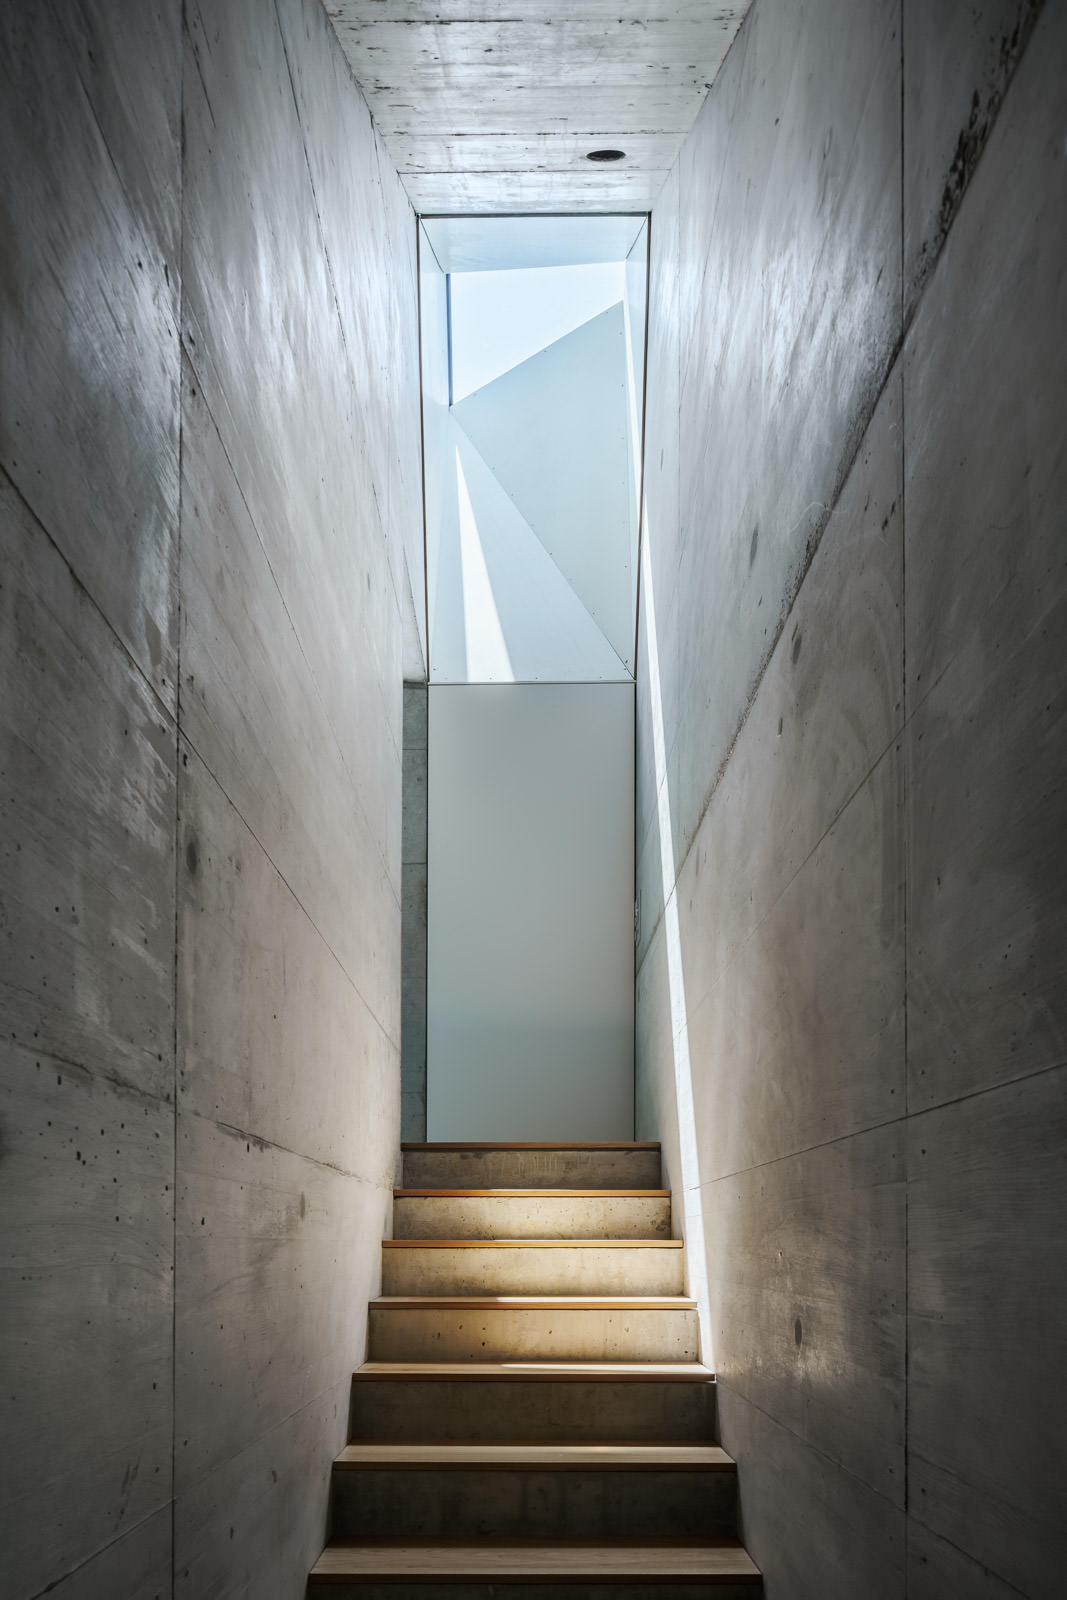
left=456, top=448, right=514, bottom=683
left=641, top=523, right=712, bottom=1363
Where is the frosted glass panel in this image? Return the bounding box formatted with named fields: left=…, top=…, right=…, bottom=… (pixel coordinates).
left=427, top=683, right=635, bottom=1140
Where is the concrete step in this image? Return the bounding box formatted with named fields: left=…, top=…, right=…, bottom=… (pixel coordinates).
left=402, top=1142, right=663, bottom=1190
left=367, top=1297, right=700, bottom=1363
left=329, top=1442, right=737, bottom=1540
left=349, top=1362, right=718, bottom=1442
left=392, top=1190, right=671, bottom=1240
left=309, top=1539, right=762, bottom=1592
left=350, top=1369, right=716, bottom=1446
left=381, top=1239, right=685, bottom=1296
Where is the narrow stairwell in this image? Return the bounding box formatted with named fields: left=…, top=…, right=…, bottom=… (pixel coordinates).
left=308, top=1142, right=762, bottom=1595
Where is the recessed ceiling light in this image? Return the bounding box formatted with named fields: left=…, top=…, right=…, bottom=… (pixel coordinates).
left=586, top=148, right=626, bottom=163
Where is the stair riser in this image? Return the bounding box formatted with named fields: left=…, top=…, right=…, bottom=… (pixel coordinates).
left=331, top=1468, right=737, bottom=1539
left=403, top=1149, right=663, bottom=1190
left=381, top=1246, right=684, bottom=1297
left=313, top=1586, right=761, bottom=1597
left=350, top=1378, right=718, bottom=1442
left=368, top=1306, right=700, bottom=1363
left=393, top=1196, right=671, bottom=1240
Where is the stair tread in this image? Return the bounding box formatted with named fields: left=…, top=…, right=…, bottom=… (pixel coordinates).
left=383, top=1238, right=684, bottom=1249
left=402, top=1142, right=661, bottom=1151
left=396, top=1188, right=670, bottom=1198
left=371, top=1295, right=698, bottom=1310
left=334, top=1442, right=732, bottom=1469
left=354, top=1361, right=716, bottom=1381
left=310, top=1537, right=761, bottom=1582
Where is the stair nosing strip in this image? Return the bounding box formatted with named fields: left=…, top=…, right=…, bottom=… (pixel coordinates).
left=370, top=1295, right=698, bottom=1310
left=395, top=1189, right=670, bottom=1198
left=352, top=1361, right=717, bottom=1381
left=382, top=1238, right=683, bottom=1248
left=401, top=1142, right=662, bottom=1151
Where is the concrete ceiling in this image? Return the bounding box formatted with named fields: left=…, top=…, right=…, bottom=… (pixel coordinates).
left=323, top=2, right=752, bottom=213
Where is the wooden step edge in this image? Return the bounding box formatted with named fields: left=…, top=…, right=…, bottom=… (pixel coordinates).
left=370, top=1296, right=698, bottom=1311
left=382, top=1238, right=684, bottom=1249
left=395, top=1189, right=671, bottom=1198
left=353, top=1361, right=717, bottom=1381
left=333, top=1443, right=734, bottom=1470
left=401, top=1141, right=661, bottom=1151
left=309, top=1537, right=762, bottom=1583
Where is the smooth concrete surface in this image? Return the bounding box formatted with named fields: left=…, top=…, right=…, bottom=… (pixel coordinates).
left=401, top=685, right=428, bottom=1141
left=0, top=2, right=422, bottom=1596
left=324, top=3, right=751, bottom=211
left=393, top=1193, right=671, bottom=1241
left=331, top=1462, right=737, bottom=1540
left=636, top=3, right=1065, bottom=1596
left=349, top=1375, right=718, bottom=1442
left=381, top=1242, right=685, bottom=1297
left=402, top=1143, right=663, bottom=1189
left=368, top=1303, right=700, bottom=1364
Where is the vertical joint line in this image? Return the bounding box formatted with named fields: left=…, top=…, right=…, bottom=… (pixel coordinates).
left=172, top=11, right=187, bottom=1593
left=900, top=0, right=910, bottom=1545
left=445, top=272, right=454, bottom=409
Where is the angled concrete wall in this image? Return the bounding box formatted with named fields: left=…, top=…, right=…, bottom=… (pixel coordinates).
left=636, top=1, right=1064, bottom=1595
left=0, top=1, right=421, bottom=1595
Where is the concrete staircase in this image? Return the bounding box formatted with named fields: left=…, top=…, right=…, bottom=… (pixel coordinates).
left=307, top=1142, right=761, bottom=1595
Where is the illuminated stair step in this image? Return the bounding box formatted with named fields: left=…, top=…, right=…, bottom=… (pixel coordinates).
left=393, top=1190, right=671, bottom=1240
left=381, top=1239, right=685, bottom=1296
left=401, top=1141, right=663, bottom=1190
left=368, top=1296, right=700, bottom=1363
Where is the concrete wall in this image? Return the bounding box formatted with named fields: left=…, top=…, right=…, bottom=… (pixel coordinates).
left=636, top=2, right=1065, bottom=1596
left=0, top=1, right=421, bottom=1595
left=401, top=684, right=428, bottom=1141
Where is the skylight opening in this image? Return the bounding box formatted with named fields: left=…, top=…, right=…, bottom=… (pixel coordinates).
left=419, top=214, right=650, bottom=688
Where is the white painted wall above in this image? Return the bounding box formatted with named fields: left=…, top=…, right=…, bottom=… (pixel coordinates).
left=322, top=2, right=752, bottom=212
left=427, top=683, right=635, bottom=1140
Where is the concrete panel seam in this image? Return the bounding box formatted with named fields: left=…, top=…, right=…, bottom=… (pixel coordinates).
left=177, top=1372, right=354, bottom=1506
left=904, top=1506, right=1032, bottom=1600
left=684, top=1058, right=1064, bottom=1193
left=172, top=27, right=186, bottom=1581
left=635, top=344, right=907, bottom=967
left=271, top=0, right=415, bottom=680
left=179, top=724, right=399, bottom=1053
left=690, top=1110, right=908, bottom=1191
left=901, top=0, right=1048, bottom=327
left=24, top=1504, right=173, bottom=1600
left=177, top=343, right=404, bottom=903
left=0, top=465, right=174, bottom=734
left=638, top=725, right=901, bottom=987
left=716, top=1378, right=903, bottom=1512
left=199, top=1110, right=398, bottom=1190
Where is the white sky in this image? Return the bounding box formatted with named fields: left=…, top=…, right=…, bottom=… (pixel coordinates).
left=449, top=261, right=627, bottom=401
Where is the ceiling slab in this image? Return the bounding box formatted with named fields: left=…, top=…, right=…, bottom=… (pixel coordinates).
left=323, top=2, right=752, bottom=213
left=423, top=214, right=645, bottom=274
